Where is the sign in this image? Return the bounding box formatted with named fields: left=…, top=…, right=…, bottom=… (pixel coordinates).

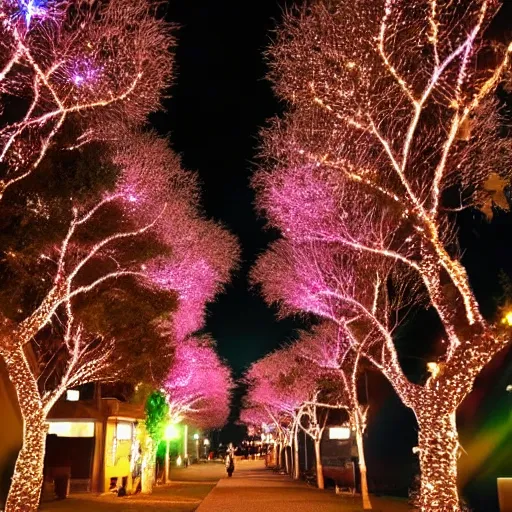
left=329, top=427, right=351, bottom=440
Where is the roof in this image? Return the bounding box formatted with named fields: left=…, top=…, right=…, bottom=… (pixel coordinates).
left=48, top=398, right=145, bottom=422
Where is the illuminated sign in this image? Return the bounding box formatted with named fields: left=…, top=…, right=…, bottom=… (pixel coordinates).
left=66, top=389, right=80, bottom=401
left=329, top=427, right=351, bottom=440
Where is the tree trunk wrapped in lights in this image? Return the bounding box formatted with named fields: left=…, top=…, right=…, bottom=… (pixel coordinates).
left=4, top=347, right=47, bottom=511
left=313, top=436, right=324, bottom=490
left=354, top=416, right=371, bottom=510
left=293, top=421, right=300, bottom=480
left=416, top=411, right=460, bottom=510
left=140, top=439, right=157, bottom=494
left=252, top=1, right=512, bottom=509
left=297, top=400, right=329, bottom=490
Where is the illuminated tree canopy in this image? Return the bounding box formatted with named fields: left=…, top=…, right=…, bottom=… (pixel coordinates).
left=0, top=0, right=174, bottom=199
left=164, top=335, right=233, bottom=428
left=0, top=2, right=238, bottom=507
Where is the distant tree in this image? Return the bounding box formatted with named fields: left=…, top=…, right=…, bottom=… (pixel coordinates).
left=163, top=336, right=233, bottom=428
left=293, top=323, right=372, bottom=509
left=253, top=1, right=512, bottom=509
left=243, top=347, right=320, bottom=481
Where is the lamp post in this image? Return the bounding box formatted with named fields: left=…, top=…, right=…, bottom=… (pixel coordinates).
left=193, top=433, right=200, bottom=461
left=183, top=424, right=188, bottom=466
left=163, top=424, right=179, bottom=484
left=203, top=438, right=210, bottom=460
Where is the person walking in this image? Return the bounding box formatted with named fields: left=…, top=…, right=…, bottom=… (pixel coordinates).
left=225, top=443, right=235, bottom=477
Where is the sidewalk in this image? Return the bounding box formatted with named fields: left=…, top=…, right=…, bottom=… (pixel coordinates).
left=196, top=460, right=411, bottom=512
left=39, top=463, right=226, bottom=512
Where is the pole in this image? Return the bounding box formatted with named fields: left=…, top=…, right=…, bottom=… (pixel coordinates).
left=163, top=439, right=170, bottom=484
left=304, top=429, right=308, bottom=471
left=183, top=424, right=188, bottom=463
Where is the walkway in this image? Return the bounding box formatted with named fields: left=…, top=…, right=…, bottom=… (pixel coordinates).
left=39, top=463, right=226, bottom=512
left=197, top=460, right=411, bottom=512
left=39, top=460, right=412, bottom=511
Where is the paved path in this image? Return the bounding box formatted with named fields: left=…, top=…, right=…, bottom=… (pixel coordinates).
left=197, top=460, right=411, bottom=512
left=40, top=460, right=411, bottom=511
left=39, top=463, right=226, bottom=512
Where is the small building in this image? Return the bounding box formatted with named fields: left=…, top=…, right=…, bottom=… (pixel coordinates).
left=45, top=395, right=145, bottom=493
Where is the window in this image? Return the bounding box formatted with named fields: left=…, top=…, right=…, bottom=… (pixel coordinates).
left=47, top=421, right=94, bottom=438
left=329, top=427, right=351, bottom=440
left=116, top=422, right=133, bottom=440
left=66, top=390, right=80, bottom=401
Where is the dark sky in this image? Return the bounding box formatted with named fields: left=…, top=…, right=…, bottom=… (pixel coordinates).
left=153, top=0, right=299, bottom=377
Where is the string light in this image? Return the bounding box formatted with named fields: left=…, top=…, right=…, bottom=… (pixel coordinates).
left=0, top=0, right=175, bottom=199
left=1, top=129, right=239, bottom=510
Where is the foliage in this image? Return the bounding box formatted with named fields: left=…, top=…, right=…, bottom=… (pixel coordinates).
left=145, top=390, right=170, bottom=445
left=163, top=335, right=233, bottom=428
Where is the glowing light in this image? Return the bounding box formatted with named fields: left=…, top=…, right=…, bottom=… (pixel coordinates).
left=70, top=60, right=101, bottom=87
left=193, top=433, right=199, bottom=440
left=165, top=424, right=179, bottom=441
left=47, top=421, right=94, bottom=437
left=427, top=362, right=441, bottom=380
left=66, top=389, right=80, bottom=401
left=329, top=427, right=351, bottom=440
left=18, top=0, right=47, bottom=26
left=502, top=311, right=512, bottom=326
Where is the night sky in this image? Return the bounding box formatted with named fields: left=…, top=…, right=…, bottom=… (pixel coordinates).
left=154, top=0, right=300, bottom=377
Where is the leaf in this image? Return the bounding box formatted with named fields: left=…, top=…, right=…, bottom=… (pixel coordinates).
left=479, top=172, right=510, bottom=220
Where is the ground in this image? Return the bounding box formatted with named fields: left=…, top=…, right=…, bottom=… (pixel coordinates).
left=39, top=460, right=412, bottom=511
left=39, top=462, right=226, bottom=512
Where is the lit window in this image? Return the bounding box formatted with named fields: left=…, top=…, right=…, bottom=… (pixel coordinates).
left=116, top=422, right=133, bottom=440
left=47, top=421, right=94, bottom=437
left=329, top=427, right=351, bottom=440
left=66, top=390, right=80, bottom=401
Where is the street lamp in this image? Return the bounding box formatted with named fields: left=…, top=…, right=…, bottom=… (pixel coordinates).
left=203, top=438, right=210, bottom=459
left=163, top=424, right=179, bottom=484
